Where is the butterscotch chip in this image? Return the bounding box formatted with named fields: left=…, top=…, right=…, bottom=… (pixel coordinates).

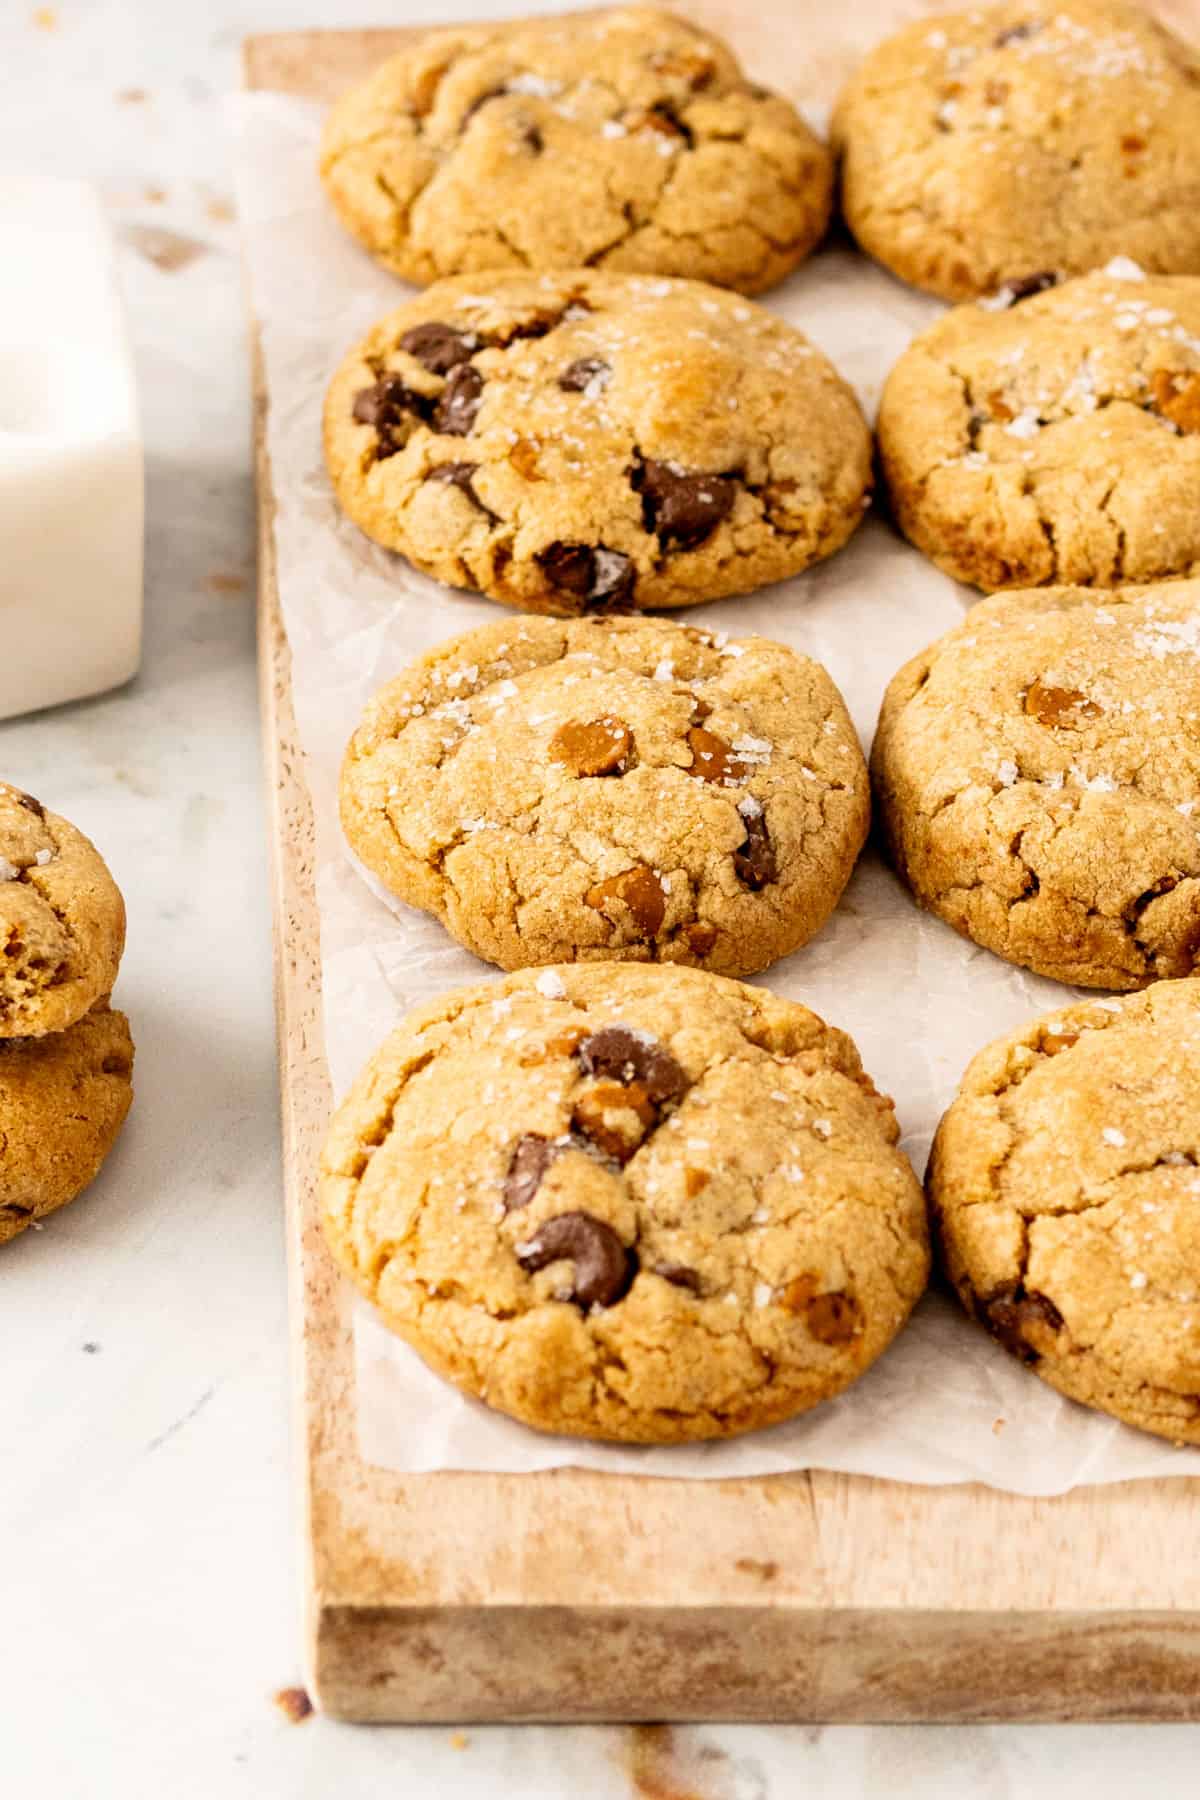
left=1153, top=369, right=1200, bottom=434
left=872, top=580, right=1200, bottom=990
left=833, top=0, right=1200, bottom=301
left=0, top=781, right=126, bottom=1037
left=584, top=867, right=666, bottom=937
left=1024, top=680, right=1102, bottom=729
left=319, top=963, right=929, bottom=1443
left=340, top=614, right=868, bottom=978
left=878, top=270, right=1200, bottom=591
left=549, top=715, right=633, bottom=777
left=571, top=1079, right=657, bottom=1162
left=0, top=1004, right=134, bottom=1245
left=931, top=980, right=1200, bottom=1445
left=319, top=8, right=832, bottom=296
left=323, top=270, right=872, bottom=616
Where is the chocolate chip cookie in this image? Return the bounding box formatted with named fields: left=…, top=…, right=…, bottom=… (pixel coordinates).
left=324, top=271, right=871, bottom=614
left=340, top=615, right=868, bottom=977
left=878, top=269, right=1200, bottom=590
left=931, top=978, right=1200, bottom=1445
left=1, top=1002, right=134, bottom=1245
left=320, top=963, right=929, bottom=1443
left=833, top=0, right=1200, bottom=302
left=319, top=7, right=832, bottom=296
left=872, top=581, right=1200, bottom=990
left=0, top=782, right=126, bottom=1037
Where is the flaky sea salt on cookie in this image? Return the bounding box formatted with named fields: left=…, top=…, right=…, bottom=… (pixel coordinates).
left=323, top=270, right=872, bottom=615
left=0, top=782, right=126, bottom=1037
left=320, top=963, right=929, bottom=1444
left=872, top=581, right=1200, bottom=990
left=833, top=0, right=1200, bottom=301
left=931, top=979, right=1200, bottom=1446
left=340, top=615, right=868, bottom=978
left=878, top=270, right=1200, bottom=590
left=319, top=7, right=832, bottom=296
left=1, top=1003, right=134, bottom=1244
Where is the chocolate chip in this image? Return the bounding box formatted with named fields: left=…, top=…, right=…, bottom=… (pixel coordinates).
left=993, top=20, right=1042, bottom=46
left=585, top=866, right=666, bottom=937
left=686, top=726, right=746, bottom=785
left=503, top=1134, right=560, bottom=1212
left=576, top=1026, right=689, bottom=1105
left=981, top=1284, right=1064, bottom=1364
left=684, top=922, right=718, bottom=956
left=633, top=458, right=737, bottom=549
left=733, top=804, right=776, bottom=890
left=536, top=543, right=636, bottom=612
left=516, top=1211, right=635, bottom=1308
left=434, top=364, right=484, bottom=435
left=588, top=548, right=636, bottom=609
left=630, top=102, right=694, bottom=146
left=14, top=791, right=45, bottom=819
left=654, top=1261, right=703, bottom=1293
left=496, top=309, right=567, bottom=345
left=550, top=715, right=633, bottom=777
left=558, top=357, right=611, bottom=394
left=521, top=121, right=544, bottom=153
left=1006, top=271, right=1058, bottom=301
left=399, top=321, right=479, bottom=375
left=571, top=1079, right=657, bottom=1163
left=1131, top=874, right=1179, bottom=919
left=352, top=376, right=431, bottom=456
left=460, top=85, right=506, bottom=128
left=426, top=461, right=497, bottom=520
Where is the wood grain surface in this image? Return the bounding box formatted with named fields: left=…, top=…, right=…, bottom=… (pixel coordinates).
left=246, top=2, right=1200, bottom=1722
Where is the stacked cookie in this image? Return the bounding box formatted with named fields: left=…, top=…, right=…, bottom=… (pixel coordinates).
left=0, top=782, right=133, bottom=1245
left=312, top=1, right=1200, bottom=1446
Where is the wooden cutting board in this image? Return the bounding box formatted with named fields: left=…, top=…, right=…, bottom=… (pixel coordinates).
left=247, top=2, right=1200, bottom=1723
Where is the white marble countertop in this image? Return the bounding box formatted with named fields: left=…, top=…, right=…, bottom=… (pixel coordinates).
left=3, top=2, right=1199, bottom=1792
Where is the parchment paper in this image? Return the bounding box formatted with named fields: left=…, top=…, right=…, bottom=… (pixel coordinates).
left=232, top=89, right=1200, bottom=1495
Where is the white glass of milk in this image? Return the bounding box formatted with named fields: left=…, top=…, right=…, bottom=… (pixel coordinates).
left=0, top=176, right=143, bottom=721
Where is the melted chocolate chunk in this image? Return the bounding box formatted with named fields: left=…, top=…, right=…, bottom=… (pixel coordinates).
left=425, top=461, right=497, bottom=520
left=993, top=20, right=1042, bottom=47
left=733, top=805, right=776, bottom=890
left=982, top=1284, right=1064, bottom=1364
left=503, top=1134, right=560, bottom=1213
left=434, top=364, right=484, bottom=436
left=558, top=357, right=611, bottom=394
left=1006, top=271, right=1058, bottom=301
left=400, top=321, right=480, bottom=375
left=13, top=791, right=45, bottom=819
left=536, top=543, right=636, bottom=611
left=654, top=1261, right=703, bottom=1293
left=517, top=1211, right=635, bottom=1308
left=576, top=1026, right=689, bottom=1106
left=352, top=376, right=431, bottom=456
left=633, top=458, right=737, bottom=549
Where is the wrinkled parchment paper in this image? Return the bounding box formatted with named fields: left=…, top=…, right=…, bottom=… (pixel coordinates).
left=232, top=90, right=1200, bottom=1495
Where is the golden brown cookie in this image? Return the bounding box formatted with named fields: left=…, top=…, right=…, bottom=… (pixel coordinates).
left=0, top=782, right=126, bottom=1037
left=324, top=271, right=871, bottom=615
left=931, top=979, right=1200, bottom=1445
left=832, top=0, right=1200, bottom=301
left=320, top=964, right=929, bottom=1443
left=872, top=582, right=1200, bottom=990
left=878, top=270, right=1200, bottom=590
left=319, top=7, right=832, bottom=295
left=0, top=1002, right=134, bottom=1245
left=340, top=616, right=868, bottom=977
